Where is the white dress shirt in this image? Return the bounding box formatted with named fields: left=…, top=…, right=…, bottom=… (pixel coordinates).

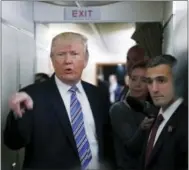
left=109, top=83, right=118, bottom=103
left=55, top=76, right=99, bottom=170
left=150, top=98, right=183, bottom=147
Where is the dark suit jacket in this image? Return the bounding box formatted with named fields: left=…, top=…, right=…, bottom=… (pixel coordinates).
left=141, top=102, right=188, bottom=170
left=4, top=76, right=115, bottom=170
left=97, top=79, right=110, bottom=102
left=110, top=101, right=146, bottom=170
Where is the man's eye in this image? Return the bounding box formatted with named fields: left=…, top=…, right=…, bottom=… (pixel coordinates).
left=71, top=51, right=78, bottom=55
left=57, top=52, right=65, bottom=56
left=146, top=79, right=153, bottom=84
left=157, top=78, right=165, bottom=83
left=156, top=76, right=167, bottom=83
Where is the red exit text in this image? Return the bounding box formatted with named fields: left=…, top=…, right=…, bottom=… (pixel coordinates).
left=72, top=10, right=93, bottom=18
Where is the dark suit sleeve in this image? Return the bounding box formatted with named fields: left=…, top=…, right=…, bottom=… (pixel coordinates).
left=112, top=132, right=127, bottom=170
left=125, top=126, right=146, bottom=155
left=100, top=90, right=116, bottom=169
left=3, top=89, right=34, bottom=150
left=176, top=117, right=188, bottom=170
left=110, top=103, right=145, bottom=156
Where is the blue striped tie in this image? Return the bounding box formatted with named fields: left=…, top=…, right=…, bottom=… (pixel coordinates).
left=69, top=86, right=92, bottom=170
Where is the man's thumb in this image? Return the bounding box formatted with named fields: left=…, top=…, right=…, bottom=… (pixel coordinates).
left=24, top=97, right=33, bottom=110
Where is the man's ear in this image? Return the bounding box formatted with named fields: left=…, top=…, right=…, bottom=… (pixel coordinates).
left=84, top=50, right=89, bottom=68
left=84, top=57, right=88, bottom=68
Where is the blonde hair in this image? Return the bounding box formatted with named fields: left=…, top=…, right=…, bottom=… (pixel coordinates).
left=50, top=32, right=89, bottom=58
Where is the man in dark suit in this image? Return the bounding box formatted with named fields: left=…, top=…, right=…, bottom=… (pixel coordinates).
left=108, top=74, right=123, bottom=104
left=4, top=32, right=115, bottom=170
left=142, top=55, right=188, bottom=170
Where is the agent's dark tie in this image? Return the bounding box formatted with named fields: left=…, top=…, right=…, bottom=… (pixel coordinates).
left=145, top=114, right=164, bottom=166
left=69, top=86, right=92, bottom=170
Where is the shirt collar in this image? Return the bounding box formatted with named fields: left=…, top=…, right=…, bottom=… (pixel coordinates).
left=55, top=75, right=83, bottom=94
left=159, top=97, right=183, bottom=120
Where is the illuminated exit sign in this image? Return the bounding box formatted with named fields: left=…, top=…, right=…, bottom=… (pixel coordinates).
left=64, top=7, right=101, bottom=21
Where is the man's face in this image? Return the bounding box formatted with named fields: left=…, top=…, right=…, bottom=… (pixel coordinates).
left=146, top=64, right=175, bottom=107
left=51, top=38, right=88, bottom=85
left=109, top=75, right=117, bottom=85
left=129, top=67, right=148, bottom=99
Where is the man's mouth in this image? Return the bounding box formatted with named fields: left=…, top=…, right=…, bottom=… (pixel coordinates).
left=153, top=96, right=163, bottom=99
left=64, top=68, right=73, bottom=74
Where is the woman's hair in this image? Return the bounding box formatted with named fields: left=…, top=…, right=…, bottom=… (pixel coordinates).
left=128, top=59, right=149, bottom=77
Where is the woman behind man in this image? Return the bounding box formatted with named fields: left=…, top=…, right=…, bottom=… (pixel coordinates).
left=110, top=60, right=156, bottom=170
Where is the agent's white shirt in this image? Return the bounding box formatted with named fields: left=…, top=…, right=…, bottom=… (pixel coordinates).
left=109, top=82, right=118, bottom=103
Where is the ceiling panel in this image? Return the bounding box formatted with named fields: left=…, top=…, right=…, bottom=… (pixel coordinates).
left=40, top=1, right=119, bottom=7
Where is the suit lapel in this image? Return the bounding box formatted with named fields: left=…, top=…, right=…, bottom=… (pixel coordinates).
left=47, top=76, right=78, bottom=156
left=146, top=104, right=182, bottom=166
left=82, top=81, right=102, bottom=139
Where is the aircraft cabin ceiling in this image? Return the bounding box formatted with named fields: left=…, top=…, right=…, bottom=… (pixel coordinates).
left=37, top=1, right=136, bottom=56
left=40, top=1, right=119, bottom=7
left=38, top=22, right=135, bottom=56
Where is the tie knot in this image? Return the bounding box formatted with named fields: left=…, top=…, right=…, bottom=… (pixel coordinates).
left=155, top=114, right=164, bottom=126
left=69, top=86, right=78, bottom=93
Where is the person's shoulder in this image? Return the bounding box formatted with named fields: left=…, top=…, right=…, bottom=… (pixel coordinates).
left=173, top=102, right=188, bottom=130
left=81, top=81, right=109, bottom=106
left=174, top=102, right=188, bottom=138
left=178, top=102, right=188, bottom=117
left=81, top=81, right=103, bottom=94
left=19, top=79, right=50, bottom=94
left=109, top=101, right=130, bottom=117
left=110, top=101, right=125, bottom=110
left=180, top=104, right=188, bottom=126
left=82, top=81, right=97, bottom=88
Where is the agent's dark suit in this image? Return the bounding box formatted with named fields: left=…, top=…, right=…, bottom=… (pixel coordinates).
left=141, top=102, right=188, bottom=170
left=4, top=75, right=115, bottom=170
